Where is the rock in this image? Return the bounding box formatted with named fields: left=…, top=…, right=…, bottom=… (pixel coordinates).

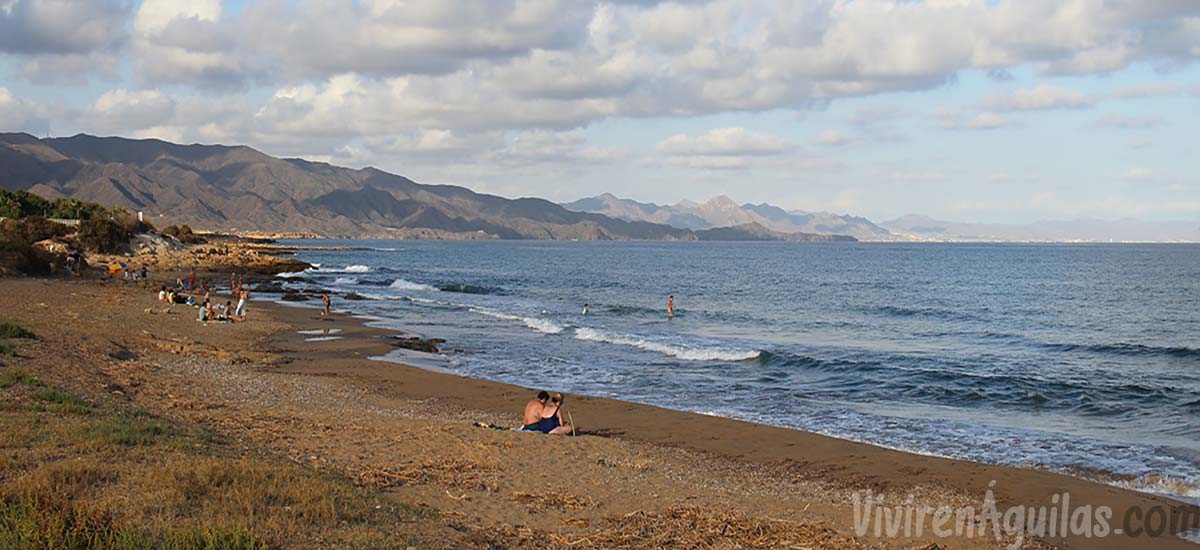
left=343, top=293, right=368, bottom=301
left=390, top=336, right=444, bottom=354
left=280, top=292, right=308, bottom=302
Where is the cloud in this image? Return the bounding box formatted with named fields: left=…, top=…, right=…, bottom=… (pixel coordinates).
left=981, top=84, right=1093, bottom=112
left=655, top=127, right=792, bottom=171
left=1094, top=114, right=1164, bottom=129
left=0, top=0, right=130, bottom=55
left=0, top=87, right=51, bottom=132
left=656, top=127, right=790, bottom=157
left=965, top=112, right=1012, bottom=130
left=815, top=130, right=854, bottom=147
left=1111, top=83, right=1182, bottom=99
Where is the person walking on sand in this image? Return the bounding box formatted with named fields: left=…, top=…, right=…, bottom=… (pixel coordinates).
left=322, top=293, right=331, bottom=317
left=536, top=393, right=574, bottom=435
left=522, top=391, right=550, bottom=431
left=667, top=295, right=675, bottom=319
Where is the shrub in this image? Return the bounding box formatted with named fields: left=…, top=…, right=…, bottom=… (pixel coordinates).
left=76, top=217, right=131, bottom=254
left=0, top=369, right=41, bottom=388
left=0, top=217, right=72, bottom=244
left=0, top=320, right=36, bottom=339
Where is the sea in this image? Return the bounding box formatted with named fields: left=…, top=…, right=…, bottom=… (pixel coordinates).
left=272, top=240, right=1200, bottom=502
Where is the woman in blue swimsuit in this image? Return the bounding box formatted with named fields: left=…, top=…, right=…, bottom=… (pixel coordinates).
left=537, top=393, right=574, bottom=435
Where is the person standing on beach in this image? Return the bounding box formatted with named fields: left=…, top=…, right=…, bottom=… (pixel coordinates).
left=187, top=268, right=196, bottom=291
left=667, top=295, right=675, bottom=319
left=322, top=293, right=331, bottom=317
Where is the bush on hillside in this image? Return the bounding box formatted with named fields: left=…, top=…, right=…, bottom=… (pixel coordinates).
left=76, top=218, right=131, bottom=254
left=0, top=189, right=115, bottom=221
left=0, top=217, right=72, bottom=244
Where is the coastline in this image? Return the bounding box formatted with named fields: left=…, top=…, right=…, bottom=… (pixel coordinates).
left=2, top=273, right=1198, bottom=549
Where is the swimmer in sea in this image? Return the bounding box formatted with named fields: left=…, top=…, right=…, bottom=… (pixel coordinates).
left=582, top=303, right=589, bottom=316
left=667, top=295, right=674, bottom=319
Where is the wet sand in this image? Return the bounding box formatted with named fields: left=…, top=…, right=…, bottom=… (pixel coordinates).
left=2, top=275, right=1197, bottom=549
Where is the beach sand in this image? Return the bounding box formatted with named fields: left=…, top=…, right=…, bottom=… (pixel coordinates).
left=1, top=275, right=1197, bottom=549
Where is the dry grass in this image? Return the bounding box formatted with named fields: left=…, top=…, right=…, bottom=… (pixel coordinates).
left=511, top=491, right=596, bottom=512
left=468, top=506, right=873, bottom=550
left=0, top=370, right=436, bottom=549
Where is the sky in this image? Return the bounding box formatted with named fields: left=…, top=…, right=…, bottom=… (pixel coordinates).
left=0, top=0, right=1198, bottom=224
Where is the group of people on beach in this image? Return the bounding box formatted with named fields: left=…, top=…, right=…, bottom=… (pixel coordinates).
left=521, top=391, right=574, bottom=435
left=155, top=269, right=249, bottom=323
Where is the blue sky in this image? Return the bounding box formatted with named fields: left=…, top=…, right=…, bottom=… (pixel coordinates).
left=1, top=0, right=1197, bottom=223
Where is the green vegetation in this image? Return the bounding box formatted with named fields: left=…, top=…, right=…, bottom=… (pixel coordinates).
left=0, top=320, right=36, bottom=339
left=0, top=343, right=14, bottom=357
left=0, top=369, right=41, bottom=388
left=0, top=372, right=433, bottom=549
left=0, top=190, right=111, bottom=221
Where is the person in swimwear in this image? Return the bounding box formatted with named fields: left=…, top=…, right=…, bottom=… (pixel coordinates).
left=522, top=391, right=549, bottom=431
left=667, top=295, right=675, bottom=318
left=536, top=393, right=573, bottom=435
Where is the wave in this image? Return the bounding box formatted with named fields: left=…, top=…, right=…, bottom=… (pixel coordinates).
left=1043, top=342, right=1200, bottom=359
left=334, top=276, right=358, bottom=285
left=341, top=265, right=371, bottom=273
left=869, top=304, right=978, bottom=321
left=470, top=307, right=565, bottom=334
left=389, top=278, right=437, bottom=292
left=277, top=264, right=370, bottom=278
left=437, top=283, right=501, bottom=295
left=573, top=328, right=761, bottom=361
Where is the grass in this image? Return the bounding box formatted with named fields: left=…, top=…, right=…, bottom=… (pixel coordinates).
left=0, top=342, right=14, bottom=357
left=0, top=374, right=436, bottom=549
left=0, top=320, right=36, bottom=339
left=0, top=369, right=42, bottom=389
left=32, top=388, right=93, bottom=416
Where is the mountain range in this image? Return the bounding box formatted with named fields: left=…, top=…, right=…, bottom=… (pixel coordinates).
left=562, top=193, right=893, bottom=241
left=2, top=132, right=1192, bottom=243
left=4, top=132, right=810, bottom=241
left=564, top=194, right=1199, bottom=243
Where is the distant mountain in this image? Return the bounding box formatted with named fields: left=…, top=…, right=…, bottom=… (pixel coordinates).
left=563, top=194, right=893, bottom=240
left=0, top=133, right=697, bottom=240
left=883, top=215, right=1200, bottom=243
left=695, top=222, right=856, bottom=242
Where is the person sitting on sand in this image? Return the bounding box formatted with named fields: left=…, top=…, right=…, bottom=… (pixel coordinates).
left=158, top=286, right=167, bottom=302
left=197, top=300, right=209, bottom=322
left=536, top=393, right=574, bottom=435
left=522, top=391, right=550, bottom=431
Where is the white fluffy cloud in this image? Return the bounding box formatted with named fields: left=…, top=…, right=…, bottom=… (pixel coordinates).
left=981, top=85, right=1093, bottom=112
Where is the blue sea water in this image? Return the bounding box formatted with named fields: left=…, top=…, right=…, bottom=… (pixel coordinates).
left=274, top=240, right=1200, bottom=500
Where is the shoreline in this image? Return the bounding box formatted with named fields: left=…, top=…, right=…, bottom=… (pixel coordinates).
left=261, top=276, right=1200, bottom=506
left=252, top=285, right=1198, bottom=548
left=3, top=271, right=1198, bottom=548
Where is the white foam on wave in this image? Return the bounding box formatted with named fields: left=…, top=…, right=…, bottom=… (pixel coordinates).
left=304, top=336, right=343, bottom=342
left=1180, top=528, right=1200, bottom=544
left=278, top=264, right=369, bottom=278
left=341, top=264, right=370, bottom=273
left=389, top=278, right=437, bottom=291
left=334, top=276, right=358, bottom=285
left=1106, top=474, right=1200, bottom=500
left=470, top=307, right=565, bottom=334
left=573, top=327, right=761, bottom=361
left=277, top=270, right=306, bottom=278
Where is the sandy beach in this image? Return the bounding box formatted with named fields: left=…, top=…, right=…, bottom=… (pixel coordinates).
left=1, top=273, right=1197, bottom=549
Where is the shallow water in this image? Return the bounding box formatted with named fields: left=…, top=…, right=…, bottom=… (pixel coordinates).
left=276, top=240, right=1200, bottom=499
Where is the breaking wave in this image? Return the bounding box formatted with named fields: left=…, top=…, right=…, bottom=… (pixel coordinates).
left=573, top=328, right=761, bottom=361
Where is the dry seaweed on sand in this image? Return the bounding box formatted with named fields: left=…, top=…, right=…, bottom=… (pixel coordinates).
left=511, top=491, right=596, bottom=511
